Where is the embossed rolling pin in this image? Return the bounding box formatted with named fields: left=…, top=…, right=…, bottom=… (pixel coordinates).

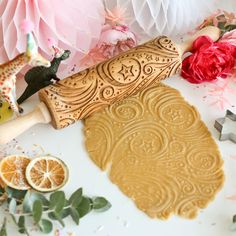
left=0, top=26, right=220, bottom=144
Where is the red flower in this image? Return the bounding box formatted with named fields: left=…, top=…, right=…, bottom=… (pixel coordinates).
left=181, top=36, right=236, bottom=83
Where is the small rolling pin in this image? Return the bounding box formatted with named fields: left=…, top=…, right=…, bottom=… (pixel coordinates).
left=0, top=26, right=220, bottom=144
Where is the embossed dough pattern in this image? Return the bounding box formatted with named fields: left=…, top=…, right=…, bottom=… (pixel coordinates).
left=84, top=84, right=224, bottom=220
left=39, top=37, right=181, bottom=129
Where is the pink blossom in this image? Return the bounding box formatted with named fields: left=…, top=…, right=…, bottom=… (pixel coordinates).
left=219, top=29, right=236, bottom=47
left=80, top=24, right=137, bottom=68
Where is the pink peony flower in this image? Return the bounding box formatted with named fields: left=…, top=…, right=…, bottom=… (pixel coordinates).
left=0, top=0, right=105, bottom=77
left=219, top=29, right=236, bottom=46
left=181, top=36, right=236, bottom=84
left=80, top=24, right=137, bottom=68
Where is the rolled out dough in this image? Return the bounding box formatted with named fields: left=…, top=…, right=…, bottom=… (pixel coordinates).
left=84, top=84, right=224, bottom=219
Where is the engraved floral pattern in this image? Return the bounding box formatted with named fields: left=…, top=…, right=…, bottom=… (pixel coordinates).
left=39, top=36, right=181, bottom=129
left=84, top=84, right=224, bottom=220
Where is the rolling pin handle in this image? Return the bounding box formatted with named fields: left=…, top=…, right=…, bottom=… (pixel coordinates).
left=0, top=102, right=51, bottom=145
left=178, top=26, right=221, bottom=54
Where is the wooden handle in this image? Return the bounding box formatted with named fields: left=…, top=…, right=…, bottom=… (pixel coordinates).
left=178, top=26, right=221, bottom=54
left=0, top=103, right=51, bottom=145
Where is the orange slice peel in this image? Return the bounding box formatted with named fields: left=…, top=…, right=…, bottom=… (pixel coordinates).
left=0, top=155, right=31, bottom=190
left=25, top=156, right=69, bottom=192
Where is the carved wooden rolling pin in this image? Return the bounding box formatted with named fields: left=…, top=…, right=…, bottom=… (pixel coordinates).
left=0, top=26, right=220, bottom=144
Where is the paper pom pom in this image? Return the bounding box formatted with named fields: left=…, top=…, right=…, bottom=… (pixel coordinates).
left=104, top=0, right=219, bottom=39
left=20, top=19, right=34, bottom=34
left=0, top=0, right=105, bottom=77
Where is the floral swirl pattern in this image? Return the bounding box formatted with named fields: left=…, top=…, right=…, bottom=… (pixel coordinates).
left=84, top=84, right=224, bottom=220
left=39, top=36, right=181, bottom=129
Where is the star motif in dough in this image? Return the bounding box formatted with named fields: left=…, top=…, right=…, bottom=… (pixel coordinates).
left=145, top=55, right=153, bottom=61
left=214, top=110, right=236, bottom=143
left=140, top=139, right=155, bottom=154
left=118, top=65, right=134, bottom=80
left=167, top=109, right=183, bottom=121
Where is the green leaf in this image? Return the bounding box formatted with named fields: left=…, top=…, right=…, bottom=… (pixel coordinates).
left=69, top=188, right=82, bottom=208
left=22, top=192, right=48, bottom=213
left=0, top=187, right=4, bottom=194
left=22, top=191, right=32, bottom=213
left=76, top=197, right=91, bottom=218
left=9, top=198, right=17, bottom=214
left=32, top=193, right=49, bottom=207
left=61, top=208, right=70, bottom=219
left=5, top=187, right=27, bottom=202
left=48, top=207, right=70, bottom=221
left=225, top=24, right=236, bottom=32
left=70, top=207, right=80, bottom=225
left=18, top=216, right=28, bottom=234
left=49, top=191, right=66, bottom=215
left=38, top=219, right=53, bottom=234
left=33, top=200, right=43, bottom=224
left=48, top=212, right=65, bottom=227
left=0, top=218, right=7, bottom=236
left=18, top=216, right=25, bottom=228
left=92, top=197, right=111, bottom=212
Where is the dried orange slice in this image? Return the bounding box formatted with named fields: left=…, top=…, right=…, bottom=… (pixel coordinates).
left=0, top=155, right=31, bottom=190
left=25, top=156, right=69, bottom=192
left=0, top=177, right=6, bottom=188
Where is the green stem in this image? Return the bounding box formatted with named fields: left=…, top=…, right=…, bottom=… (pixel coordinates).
left=9, top=205, right=72, bottom=217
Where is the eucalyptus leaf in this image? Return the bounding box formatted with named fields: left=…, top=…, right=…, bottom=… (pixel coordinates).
left=18, top=216, right=25, bottom=228
left=0, top=187, right=111, bottom=235
left=22, top=191, right=32, bottom=213
left=32, top=193, right=49, bottom=207
left=48, top=208, right=70, bottom=220
left=9, top=198, right=17, bottom=214
left=23, top=192, right=48, bottom=213
left=38, top=219, right=53, bottom=234
left=76, top=197, right=91, bottom=218
left=48, top=212, right=57, bottom=221
left=48, top=212, right=65, bottom=227
left=33, top=200, right=43, bottom=224
left=70, top=207, right=80, bottom=225
left=49, top=191, right=66, bottom=215
left=92, top=197, right=111, bottom=212
left=0, top=187, right=4, bottom=195
left=69, top=188, right=82, bottom=208
left=0, top=218, right=7, bottom=236
left=61, top=208, right=70, bottom=219
left=18, top=216, right=27, bottom=234
left=5, top=187, right=27, bottom=202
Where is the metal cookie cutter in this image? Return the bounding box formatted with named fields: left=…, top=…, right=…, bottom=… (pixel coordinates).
left=214, top=110, right=236, bottom=143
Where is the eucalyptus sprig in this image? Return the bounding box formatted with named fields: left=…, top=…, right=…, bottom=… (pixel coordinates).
left=0, top=187, right=111, bottom=235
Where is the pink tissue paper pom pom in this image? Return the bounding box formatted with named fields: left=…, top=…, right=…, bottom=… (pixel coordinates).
left=20, top=19, right=34, bottom=34
left=0, top=0, right=105, bottom=77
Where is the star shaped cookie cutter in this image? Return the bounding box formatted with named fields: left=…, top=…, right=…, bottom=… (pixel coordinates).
left=214, top=110, right=236, bottom=143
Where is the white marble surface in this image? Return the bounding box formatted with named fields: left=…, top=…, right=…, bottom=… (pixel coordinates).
left=1, top=1, right=236, bottom=235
